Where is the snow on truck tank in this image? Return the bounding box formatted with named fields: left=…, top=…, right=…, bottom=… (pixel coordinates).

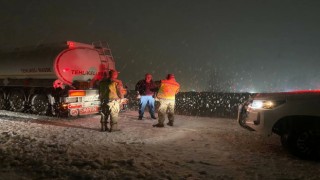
left=0, top=41, right=106, bottom=86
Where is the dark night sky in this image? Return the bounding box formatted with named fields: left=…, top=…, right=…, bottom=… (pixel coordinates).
left=1, top=0, right=320, bottom=92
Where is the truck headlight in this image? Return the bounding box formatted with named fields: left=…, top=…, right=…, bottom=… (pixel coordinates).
left=250, top=100, right=285, bottom=109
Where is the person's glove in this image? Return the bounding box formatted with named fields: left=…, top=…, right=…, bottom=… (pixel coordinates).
left=120, top=98, right=129, bottom=104
left=136, top=94, right=141, bottom=99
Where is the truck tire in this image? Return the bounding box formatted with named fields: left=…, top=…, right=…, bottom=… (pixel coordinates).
left=287, top=130, right=320, bottom=159
left=0, top=91, right=7, bottom=110
left=8, top=90, right=26, bottom=112
left=30, top=94, right=49, bottom=115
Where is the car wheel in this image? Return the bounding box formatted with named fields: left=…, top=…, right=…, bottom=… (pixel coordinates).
left=280, top=133, right=289, bottom=149
left=287, top=130, right=320, bottom=159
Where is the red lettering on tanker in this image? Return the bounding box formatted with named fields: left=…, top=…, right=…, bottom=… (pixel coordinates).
left=79, top=106, right=99, bottom=115
left=68, top=104, right=82, bottom=109
left=21, top=67, right=52, bottom=73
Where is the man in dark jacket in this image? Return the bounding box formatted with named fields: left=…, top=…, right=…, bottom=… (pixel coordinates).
left=135, top=73, right=157, bottom=120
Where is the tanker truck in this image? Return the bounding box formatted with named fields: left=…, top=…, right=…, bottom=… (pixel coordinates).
left=0, top=41, right=120, bottom=117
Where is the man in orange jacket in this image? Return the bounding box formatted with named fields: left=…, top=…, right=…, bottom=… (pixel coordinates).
left=153, top=74, right=180, bottom=127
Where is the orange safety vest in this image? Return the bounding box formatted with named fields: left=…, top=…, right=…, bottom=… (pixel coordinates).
left=157, top=79, right=180, bottom=100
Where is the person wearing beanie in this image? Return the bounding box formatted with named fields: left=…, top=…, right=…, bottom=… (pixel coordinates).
left=135, top=73, right=157, bottom=120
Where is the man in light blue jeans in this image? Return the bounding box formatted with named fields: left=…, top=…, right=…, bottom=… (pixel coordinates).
left=139, top=95, right=156, bottom=119
left=135, top=73, right=157, bottom=120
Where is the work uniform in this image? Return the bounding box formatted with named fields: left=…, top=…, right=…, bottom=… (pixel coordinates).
left=156, top=78, right=180, bottom=126
left=99, top=78, right=124, bottom=131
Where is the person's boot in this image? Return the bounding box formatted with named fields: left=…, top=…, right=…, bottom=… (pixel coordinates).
left=101, top=123, right=105, bottom=131
left=167, top=121, right=173, bottom=126
left=152, top=123, right=164, bottom=128
left=138, top=116, right=143, bottom=120
left=151, top=115, right=157, bottom=119
left=100, top=113, right=105, bottom=131
left=105, top=122, right=109, bottom=131
left=109, top=123, right=121, bottom=132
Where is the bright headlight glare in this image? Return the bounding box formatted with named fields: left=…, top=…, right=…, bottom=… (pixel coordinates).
left=250, top=100, right=285, bottom=109
left=251, top=100, right=263, bottom=108
left=264, top=101, right=274, bottom=109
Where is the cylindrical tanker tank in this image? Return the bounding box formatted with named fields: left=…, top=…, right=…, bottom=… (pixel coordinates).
left=0, top=41, right=119, bottom=117
left=0, top=42, right=114, bottom=87
left=55, top=47, right=105, bottom=86
left=0, top=45, right=61, bottom=80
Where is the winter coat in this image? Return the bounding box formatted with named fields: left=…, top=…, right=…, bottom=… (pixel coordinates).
left=135, top=80, right=156, bottom=96
left=99, top=78, right=124, bottom=100
left=157, top=79, right=180, bottom=100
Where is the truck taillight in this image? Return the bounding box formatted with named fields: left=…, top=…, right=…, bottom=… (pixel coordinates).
left=60, top=103, right=68, bottom=109
left=69, top=90, right=86, bottom=97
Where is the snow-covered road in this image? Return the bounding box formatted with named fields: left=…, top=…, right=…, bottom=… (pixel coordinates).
left=0, top=110, right=319, bottom=179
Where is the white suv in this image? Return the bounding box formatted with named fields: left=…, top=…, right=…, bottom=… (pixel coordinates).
left=238, top=90, right=320, bottom=159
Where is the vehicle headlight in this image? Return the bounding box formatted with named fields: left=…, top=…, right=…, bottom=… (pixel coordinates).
left=250, top=100, right=285, bottom=109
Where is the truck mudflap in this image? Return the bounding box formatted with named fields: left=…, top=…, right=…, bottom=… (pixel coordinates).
left=237, top=102, right=255, bottom=131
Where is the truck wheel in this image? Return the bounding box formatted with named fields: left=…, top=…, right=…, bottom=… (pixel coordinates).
left=0, top=91, right=7, bottom=110
left=8, top=90, right=26, bottom=112
left=287, top=130, right=320, bottom=159
left=30, top=94, right=49, bottom=115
